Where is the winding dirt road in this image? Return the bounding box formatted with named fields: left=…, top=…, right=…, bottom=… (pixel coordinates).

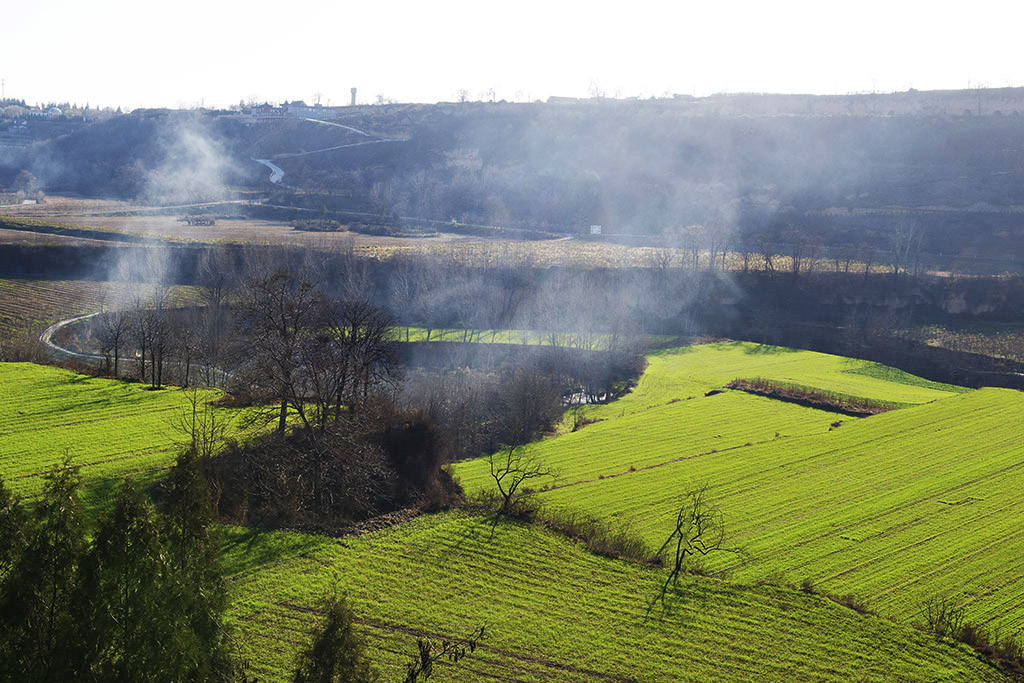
left=40, top=312, right=105, bottom=364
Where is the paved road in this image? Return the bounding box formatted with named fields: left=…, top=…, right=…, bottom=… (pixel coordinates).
left=252, top=158, right=286, bottom=184
left=252, top=118, right=401, bottom=185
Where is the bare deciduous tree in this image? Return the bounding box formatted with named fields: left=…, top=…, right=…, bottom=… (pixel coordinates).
left=403, top=625, right=485, bottom=683
left=171, top=388, right=228, bottom=458
left=650, top=485, right=726, bottom=613
left=488, top=444, right=552, bottom=514
left=96, top=309, right=130, bottom=378
left=236, top=267, right=324, bottom=433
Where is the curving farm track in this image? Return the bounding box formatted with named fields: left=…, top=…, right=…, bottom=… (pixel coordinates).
left=39, top=312, right=104, bottom=364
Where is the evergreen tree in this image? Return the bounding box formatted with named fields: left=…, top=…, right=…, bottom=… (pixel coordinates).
left=293, top=594, right=374, bottom=683
left=0, top=478, right=29, bottom=676
left=0, top=459, right=89, bottom=683
left=0, top=478, right=27, bottom=585
left=83, top=479, right=181, bottom=681
left=0, top=456, right=242, bottom=682
left=160, top=449, right=237, bottom=680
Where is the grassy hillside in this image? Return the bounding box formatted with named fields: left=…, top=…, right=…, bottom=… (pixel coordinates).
left=454, top=343, right=1024, bottom=633
left=223, top=513, right=1009, bottom=682
left=0, top=362, right=239, bottom=510
left=0, top=356, right=1016, bottom=681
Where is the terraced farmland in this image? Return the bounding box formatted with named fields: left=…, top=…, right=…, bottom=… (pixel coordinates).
left=0, top=363, right=240, bottom=510
left=455, top=343, right=1024, bottom=633
left=223, top=513, right=1009, bottom=682
left=2, top=344, right=1019, bottom=681
left=0, top=277, right=198, bottom=333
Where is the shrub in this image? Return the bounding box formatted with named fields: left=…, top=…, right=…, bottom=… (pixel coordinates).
left=726, top=377, right=897, bottom=417
left=539, top=508, right=659, bottom=565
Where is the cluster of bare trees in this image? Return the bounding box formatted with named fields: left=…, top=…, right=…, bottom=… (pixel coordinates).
left=233, top=267, right=399, bottom=434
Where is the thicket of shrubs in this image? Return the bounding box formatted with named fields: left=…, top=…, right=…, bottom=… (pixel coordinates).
left=290, top=218, right=345, bottom=232
left=726, top=377, right=897, bottom=416
left=204, top=407, right=462, bottom=534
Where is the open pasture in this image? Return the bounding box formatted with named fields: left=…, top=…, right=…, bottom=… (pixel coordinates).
left=0, top=363, right=238, bottom=510
left=454, top=343, right=1024, bottom=631
left=223, top=512, right=1007, bottom=682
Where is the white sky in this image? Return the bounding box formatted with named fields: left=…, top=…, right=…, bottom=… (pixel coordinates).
left=3, top=0, right=1023, bottom=110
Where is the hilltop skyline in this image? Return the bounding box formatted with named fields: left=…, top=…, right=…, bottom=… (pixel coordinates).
left=3, top=0, right=1024, bottom=111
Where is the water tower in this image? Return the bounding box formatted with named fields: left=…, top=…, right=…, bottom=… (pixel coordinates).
left=350, top=88, right=357, bottom=106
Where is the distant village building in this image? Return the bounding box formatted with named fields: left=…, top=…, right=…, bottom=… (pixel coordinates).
left=26, top=107, right=63, bottom=120
left=590, top=225, right=602, bottom=236
left=250, top=103, right=286, bottom=122
left=286, top=101, right=322, bottom=118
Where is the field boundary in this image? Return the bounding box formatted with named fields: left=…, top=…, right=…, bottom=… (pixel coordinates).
left=725, top=377, right=903, bottom=416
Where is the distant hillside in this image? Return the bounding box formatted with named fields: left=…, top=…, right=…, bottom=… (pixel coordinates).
left=7, top=89, right=1024, bottom=257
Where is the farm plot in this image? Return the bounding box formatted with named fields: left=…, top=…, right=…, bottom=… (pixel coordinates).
left=454, top=344, right=1024, bottom=633
left=583, top=342, right=965, bottom=418
left=457, top=342, right=966, bottom=494
left=391, top=325, right=677, bottom=348
left=0, top=278, right=198, bottom=333
left=524, top=389, right=1024, bottom=633
left=223, top=512, right=1008, bottom=682
left=0, top=363, right=240, bottom=510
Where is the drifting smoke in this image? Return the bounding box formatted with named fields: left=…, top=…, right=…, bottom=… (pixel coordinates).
left=144, top=116, right=234, bottom=204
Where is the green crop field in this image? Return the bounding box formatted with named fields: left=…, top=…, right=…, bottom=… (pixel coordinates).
left=0, top=362, right=241, bottom=512
left=2, top=349, right=1020, bottom=681
left=223, top=513, right=1008, bottom=682
left=455, top=343, right=1024, bottom=634
left=580, top=342, right=966, bottom=418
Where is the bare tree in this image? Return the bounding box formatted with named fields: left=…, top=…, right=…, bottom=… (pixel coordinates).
left=236, top=267, right=324, bottom=433
left=488, top=444, right=552, bottom=514
left=96, top=309, right=131, bottom=378
left=170, top=388, right=227, bottom=458
left=782, top=226, right=809, bottom=276
left=890, top=218, right=924, bottom=277
left=650, top=485, right=725, bottom=612
left=738, top=242, right=753, bottom=273
left=403, top=626, right=485, bottom=683
left=755, top=234, right=776, bottom=274
left=389, top=255, right=417, bottom=342
left=311, top=298, right=399, bottom=426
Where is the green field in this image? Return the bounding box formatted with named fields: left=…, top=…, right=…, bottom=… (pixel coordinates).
left=455, top=343, right=1024, bottom=634
left=1, top=352, right=1020, bottom=681
left=223, top=513, right=1008, bottom=682
left=0, top=362, right=239, bottom=510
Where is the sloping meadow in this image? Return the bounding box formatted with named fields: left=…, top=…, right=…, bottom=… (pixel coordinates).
left=0, top=362, right=244, bottom=513
left=222, top=513, right=1009, bottom=682
left=455, top=343, right=1024, bottom=633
